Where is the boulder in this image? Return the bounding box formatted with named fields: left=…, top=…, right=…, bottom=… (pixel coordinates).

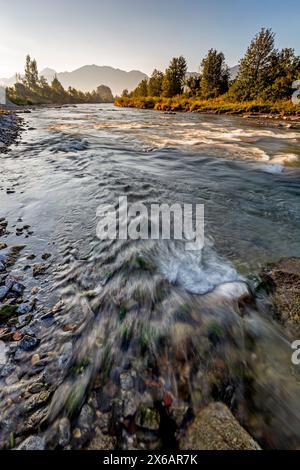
left=179, top=402, right=260, bottom=450
left=17, top=435, right=45, bottom=450
left=261, top=257, right=300, bottom=335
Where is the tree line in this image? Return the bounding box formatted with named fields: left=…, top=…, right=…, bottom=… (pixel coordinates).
left=7, top=55, right=114, bottom=105
left=122, top=28, right=300, bottom=103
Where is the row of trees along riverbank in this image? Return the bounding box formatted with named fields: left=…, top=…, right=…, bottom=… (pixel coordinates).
left=115, top=28, right=300, bottom=115
left=7, top=56, right=114, bottom=105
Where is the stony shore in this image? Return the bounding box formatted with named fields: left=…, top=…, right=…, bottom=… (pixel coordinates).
left=0, top=107, right=26, bottom=153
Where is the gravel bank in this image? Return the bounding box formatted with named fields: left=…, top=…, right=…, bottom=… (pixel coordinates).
left=0, top=109, right=24, bottom=153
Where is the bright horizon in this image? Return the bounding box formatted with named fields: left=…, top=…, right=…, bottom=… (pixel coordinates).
left=1, top=0, right=300, bottom=77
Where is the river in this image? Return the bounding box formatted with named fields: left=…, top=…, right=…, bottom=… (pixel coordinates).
left=1, top=104, right=300, bottom=449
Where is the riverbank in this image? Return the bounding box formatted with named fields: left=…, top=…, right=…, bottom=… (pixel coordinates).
left=0, top=108, right=25, bottom=153
left=115, top=96, right=300, bottom=125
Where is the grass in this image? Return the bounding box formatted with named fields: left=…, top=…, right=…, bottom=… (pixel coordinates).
left=115, top=96, right=300, bottom=117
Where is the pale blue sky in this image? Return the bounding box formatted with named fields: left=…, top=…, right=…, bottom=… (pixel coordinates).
left=1, top=0, right=300, bottom=76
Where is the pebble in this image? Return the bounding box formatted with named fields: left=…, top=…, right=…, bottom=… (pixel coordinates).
left=19, top=335, right=40, bottom=351
left=0, top=286, right=8, bottom=300
left=0, top=340, right=7, bottom=365
left=58, top=418, right=71, bottom=447
left=11, top=282, right=25, bottom=295
left=73, top=428, right=82, bottom=439
left=17, top=435, right=45, bottom=450
left=120, top=371, right=134, bottom=391
left=12, top=332, right=23, bottom=341
left=16, top=303, right=30, bottom=315
left=32, top=263, right=48, bottom=277
left=31, top=353, right=40, bottom=365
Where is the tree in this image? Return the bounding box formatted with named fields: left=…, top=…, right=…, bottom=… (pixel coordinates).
left=162, top=56, right=187, bottom=97
left=200, top=49, right=229, bottom=99
left=51, top=75, right=67, bottom=103
left=185, top=74, right=201, bottom=97
left=132, top=78, right=148, bottom=97
left=261, top=48, right=300, bottom=101
left=23, top=54, right=39, bottom=90
left=230, top=28, right=275, bottom=100
left=121, top=89, right=129, bottom=97
left=148, top=69, right=164, bottom=96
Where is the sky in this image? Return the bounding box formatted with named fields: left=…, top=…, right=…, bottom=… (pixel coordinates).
left=1, top=0, right=300, bottom=77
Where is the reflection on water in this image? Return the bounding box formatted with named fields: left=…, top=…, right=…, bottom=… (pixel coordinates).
left=1, top=104, right=300, bottom=449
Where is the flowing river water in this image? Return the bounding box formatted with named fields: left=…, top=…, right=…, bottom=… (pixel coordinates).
left=1, top=104, right=300, bottom=449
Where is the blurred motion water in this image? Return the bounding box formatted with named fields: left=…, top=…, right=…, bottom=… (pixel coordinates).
left=1, top=104, right=300, bottom=449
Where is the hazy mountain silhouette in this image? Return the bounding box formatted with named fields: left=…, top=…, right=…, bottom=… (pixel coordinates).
left=0, top=65, right=148, bottom=96
left=0, top=65, right=240, bottom=96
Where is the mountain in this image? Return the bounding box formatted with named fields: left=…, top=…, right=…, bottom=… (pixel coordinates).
left=0, top=65, right=148, bottom=96
left=229, top=65, right=239, bottom=80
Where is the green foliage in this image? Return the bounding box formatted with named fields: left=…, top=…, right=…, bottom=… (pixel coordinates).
left=228, top=27, right=300, bottom=103
left=132, top=78, right=148, bottom=97
left=148, top=69, right=164, bottom=96
left=185, top=74, right=201, bottom=97
left=260, top=48, right=300, bottom=101
left=7, top=55, right=114, bottom=105
left=121, top=88, right=129, bottom=97
left=0, top=304, right=18, bottom=321
left=162, top=56, right=187, bottom=97
left=230, top=28, right=276, bottom=101
left=117, top=27, right=300, bottom=108
left=200, top=49, right=229, bottom=99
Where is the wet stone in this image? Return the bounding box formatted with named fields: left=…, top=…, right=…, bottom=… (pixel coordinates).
left=17, top=435, right=45, bottom=450
left=78, top=404, right=94, bottom=431
left=16, top=304, right=31, bottom=315
left=120, top=371, right=134, bottom=391
left=19, top=335, right=40, bottom=351
left=136, top=406, right=160, bottom=431
left=0, top=286, right=8, bottom=301
left=11, top=282, right=25, bottom=295
left=0, top=340, right=8, bottom=365
left=58, top=417, right=71, bottom=447
left=32, top=263, right=48, bottom=277
left=179, top=402, right=261, bottom=450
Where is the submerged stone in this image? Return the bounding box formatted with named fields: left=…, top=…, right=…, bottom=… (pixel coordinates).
left=179, top=402, right=260, bottom=450
left=17, top=435, right=45, bottom=450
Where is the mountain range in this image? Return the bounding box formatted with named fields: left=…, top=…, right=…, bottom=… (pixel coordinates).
left=0, top=65, right=148, bottom=96
left=0, top=65, right=239, bottom=96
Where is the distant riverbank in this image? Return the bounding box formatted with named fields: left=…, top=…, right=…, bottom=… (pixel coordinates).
left=115, top=96, right=300, bottom=124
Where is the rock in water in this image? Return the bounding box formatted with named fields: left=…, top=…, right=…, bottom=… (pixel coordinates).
left=17, top=435, right=45, bottom=450
left=179, top=402, right=261, bottom=450
left=261, top=257, right=300, bottom=336
left=0, top=341, right=7, bottom=365
left=19, top=335, right=40, bottom=351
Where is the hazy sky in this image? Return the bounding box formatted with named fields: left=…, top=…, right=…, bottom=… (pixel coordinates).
left=1, top=0, right=300, bottom=77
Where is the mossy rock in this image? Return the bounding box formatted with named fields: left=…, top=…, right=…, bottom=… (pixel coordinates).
left=136, top=406, right=160, bottom=431
left=0, top=304, right=18, bottom=321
